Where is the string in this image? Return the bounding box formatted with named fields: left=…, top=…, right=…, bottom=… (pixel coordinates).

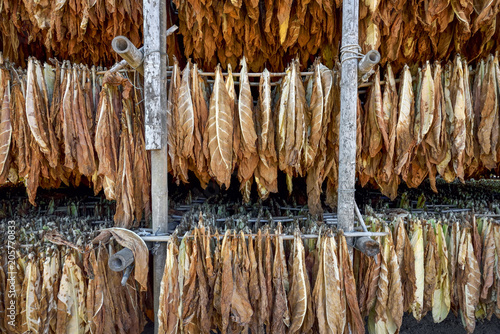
left=340, top=44, right=364, bottom=65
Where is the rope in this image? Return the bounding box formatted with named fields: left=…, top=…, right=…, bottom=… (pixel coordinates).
left=340, top=44, right=364, bottom=65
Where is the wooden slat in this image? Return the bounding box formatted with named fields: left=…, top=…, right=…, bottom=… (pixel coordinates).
left=143, top=0, right=169, bottom=333
left=337, top=0, right=359, bottom=234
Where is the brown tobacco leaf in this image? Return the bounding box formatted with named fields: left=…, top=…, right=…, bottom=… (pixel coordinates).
left=422, top=224, right=438, bottom=317
left=248, top=234, right=263, bottom=334
left=374, top=233, right=390, bottom=331
left=471, top=215, right=483, bottom=266
left=394, top=219, right=417, bottom=312
left=463, top=60, right=478, bottom=177
left=277, top=59, right=307, bottom=192
left=255, top=69, right=278, bottom=200
left=176, top=61, right=195, bottom=183
left=219, top=231, right=234, bottom=334
left=0, top=76, right=12, bottom=177
left=457, top=228, right=481, bottom=333
left=72, top=66, right=96, bottom=177
left=191, top=63, right=211, bottom=188
left=132, top=86, right=151, bottom=224
left=207, top=65, right=233, bottom=188
left=323, top=234, right=345, bottom=333
left=226, top=64, right=240, bottom=174
left=11, top=74, right=31, bottom=178
left=386, top=228, right=404, bottom=331
left=263, top=230, right=274, bottom=327
left=25, top=59, right=51, bottom=157
left=114, top=98, right=136, bottom=228
left=167, top=59, right=180, bottom=175
left=364, top=252, right=381, bottom=317
left=230, top=233, right=253, bottom=330
left=303, top=59, right=324, bottom=170
left=373, top=226, right=403, bottom=333
left=287, top=230, right=308, bottom=334
left=181, top=239, right=200, bottom=333
left=158, top=239, right=181, bottom=333
left=61, top=64, right=77, bottom=170
left=312, top=234, right=327, bottom=333
left=376, top=64, right=400, bottom=200
left=256, top=230, right=269, bottom=330
left=450, top=56, right=466, bottom=181
left=271, top=226, right=290, bottom=333
left=306, top=62, right=334, bottom=215
left=423, top=62, right=445, bottom=192
left=237, top=57, right=259, bottom=202
left=478, top=55, right=498, bottom=169
left=395, top=65, right=415, bottom=176
left=480, top=221, right=495, bottom=301
left=56, top=251, right=87, bottom=334
left=86, top=246, right=116, bottom=334
left=95, top=72, right=130, bottom=200
left=23, top=256, right=41, bottom=333
left=40, top=248, right=60, bottom=334
left=338, top=232, right=364, bottom=334
left=194, top=230, right=211, bottom=333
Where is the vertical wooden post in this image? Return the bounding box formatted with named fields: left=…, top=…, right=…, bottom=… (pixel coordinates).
left=337, top=0, right=359, bottom=233
left=143, top=0, right=168, bottom=332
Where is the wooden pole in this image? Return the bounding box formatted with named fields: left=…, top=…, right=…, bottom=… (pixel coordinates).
left=143, top=0, right=168, bottom=332
left=337, top=0, right=359, bottom=234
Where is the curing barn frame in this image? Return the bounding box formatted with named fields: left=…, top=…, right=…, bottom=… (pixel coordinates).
left=143, top=0, right=169, bottom=332
left=142, top=0, right=367, bottom=331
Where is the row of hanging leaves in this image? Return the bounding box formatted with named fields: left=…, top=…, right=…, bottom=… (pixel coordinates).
left=158, top=215, right=500, bottom=334
left=168, top=54, right=500, bottom=216
left=0, top=55, right=151, bottom=228
left=2, top=0, right=500, bottom=73
left=0, top=227, right=150, bottom=334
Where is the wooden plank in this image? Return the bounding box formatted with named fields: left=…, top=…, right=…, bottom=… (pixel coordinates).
left=144, top=0, right=163, bottom=150
left=143, top=0, right=169, bottom=333
left=337, top=0, right=359, bottom=234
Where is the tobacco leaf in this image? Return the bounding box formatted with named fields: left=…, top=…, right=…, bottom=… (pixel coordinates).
left=23, top=257, right=41, bottom=333
left=395, top=65, right=415, bottom=176
left=176, top=61, right=195, bottom=183
left=410, top=220, right=425, bottom=321
left=338, top=232, right=364, bottom=334
left=422, top=223, right=438, bottom=317
left=55, top=252, right=87, bottom=334
left=271, top=225, right=290, bottom=333
left=287, top=230, right=308, bottom=334
left=432, top=222, right=450, bottom=322
left=206, top=65, right=233, bottom=188
left=323, top=234, right=345, bottom=333
left=237, top=57, right=259, bottom=202
left=255, top=69, right=278, bottom=200
left=26, top=59, right=51, bottom=156
left=457, top=228, right=481, bottom=333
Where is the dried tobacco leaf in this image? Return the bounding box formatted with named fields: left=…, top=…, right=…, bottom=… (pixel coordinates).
left=433, top=222, right=450, bottom=323
left=207, top=66, right=233, bottom=188
left=55, top=252, right=86, bottom=334
left=158, top=239, right=181, bottom=334
left=0, top=77, right=11, bottom=178
left=287, top=230, right=308, bottom=334
left=410, top=220, right=425, bottom=321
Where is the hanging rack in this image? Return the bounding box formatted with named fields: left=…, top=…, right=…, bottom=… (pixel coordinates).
left=139, top=231, right=390, bottom=242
